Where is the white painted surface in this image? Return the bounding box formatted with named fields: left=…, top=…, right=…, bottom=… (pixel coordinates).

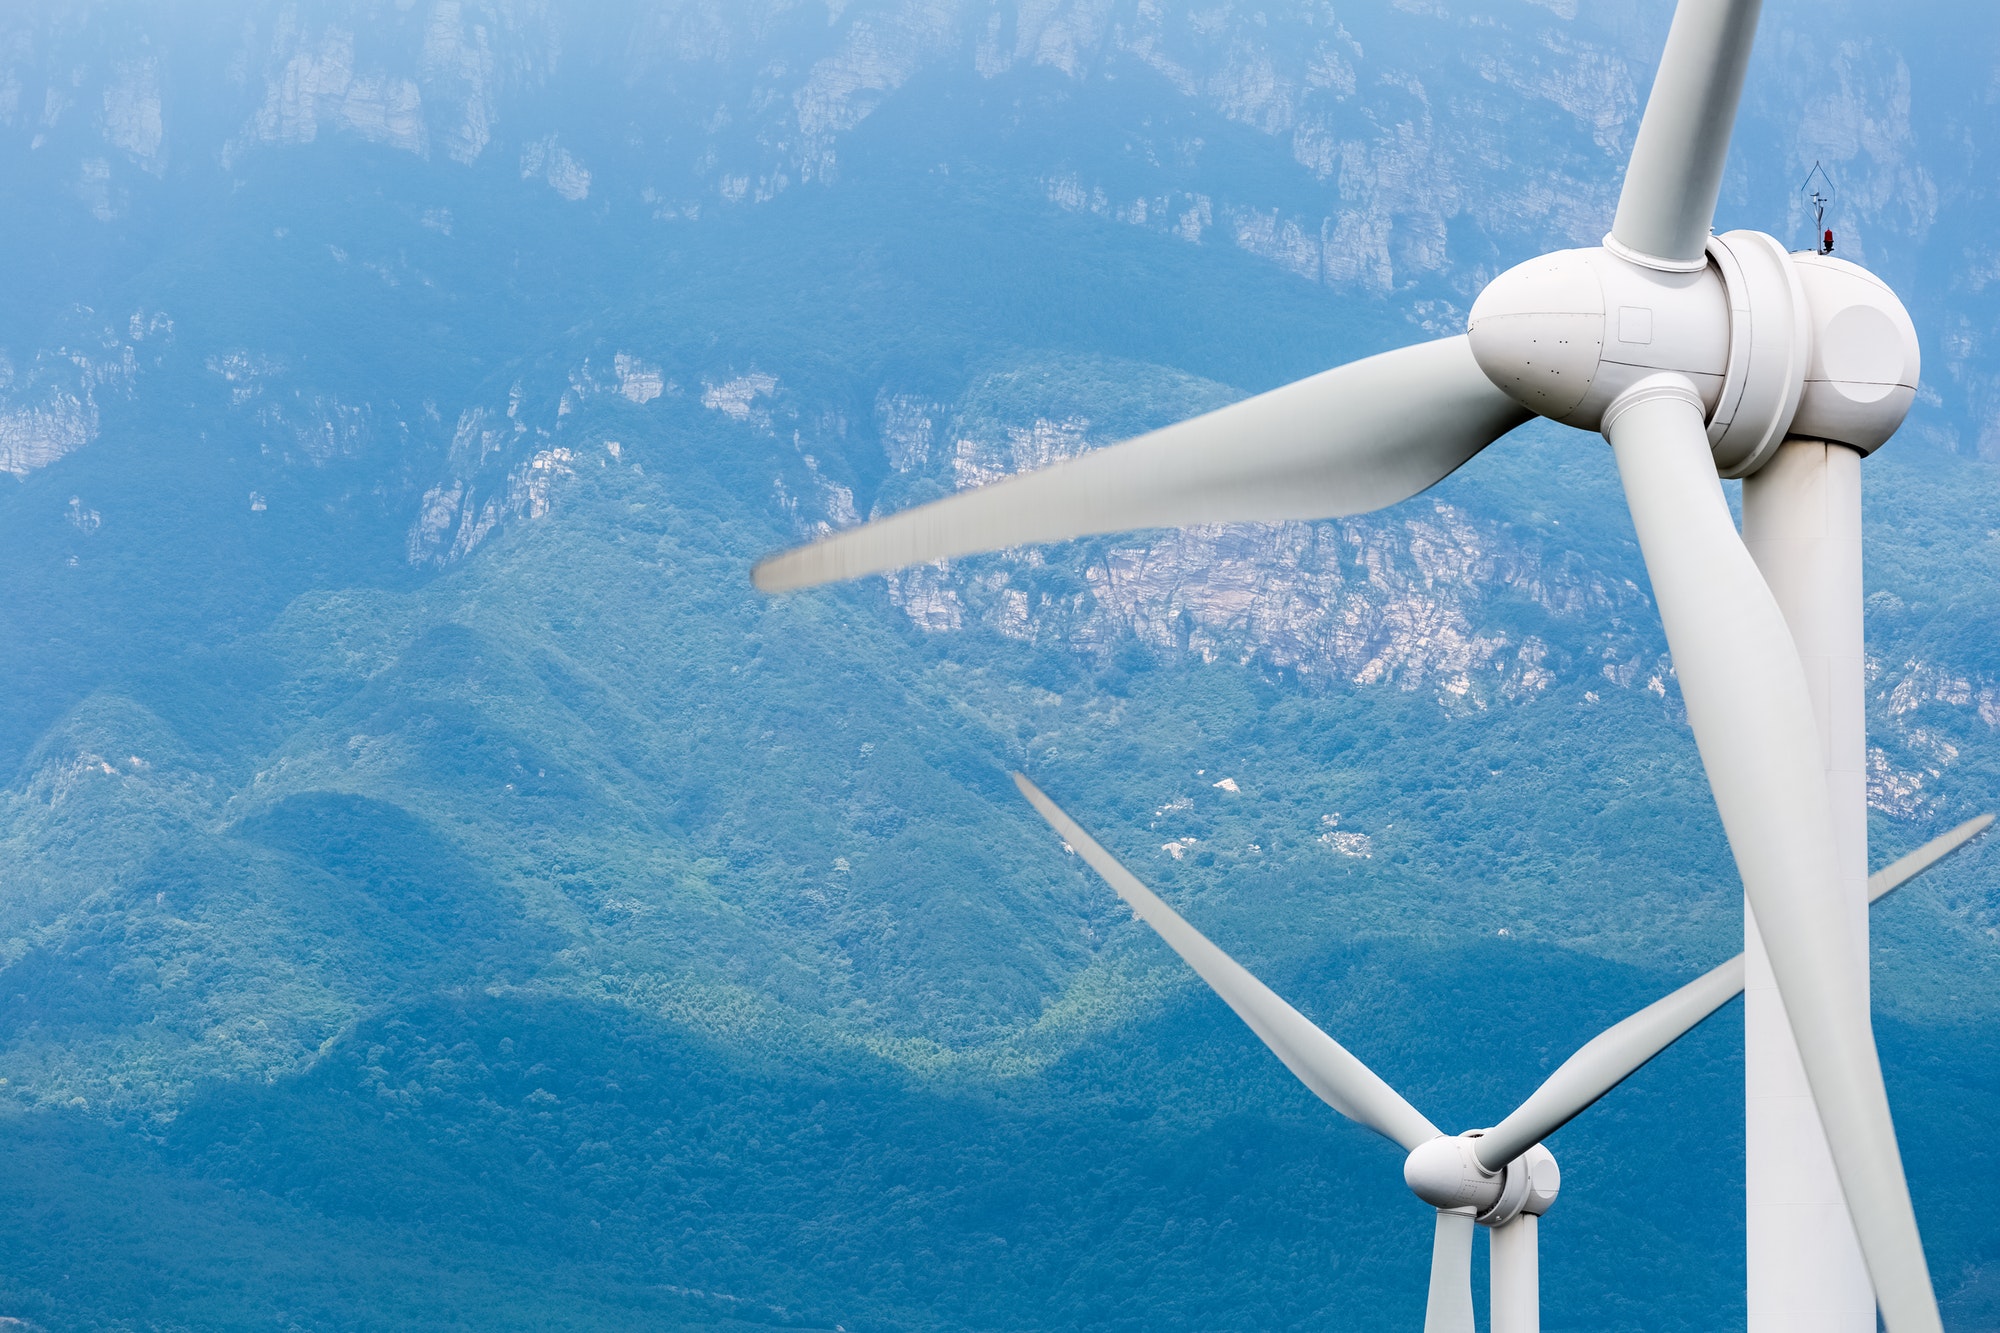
left=1424, top=1209, right=1477, bottom=1333
left=1787, top=258, right=1922, bottom=453
left=1607, top=0, right=1763, bottom=267
left=1466, top=247, right=1728, bottom=430
left=1704, top=229, right=1810, bottom=477
left=1742, top=439, right=1875, bottom=1333
left=1490, top=1214, right=1540, bottom=1333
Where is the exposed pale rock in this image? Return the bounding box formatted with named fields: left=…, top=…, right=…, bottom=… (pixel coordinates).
left=450, top=406, right=509, bottom=470
left=0, top=330, right=142, bottom=476
left=408, top=482, right=465, bottom=563
left=238, top=20, right=428, bottom=160
left=1212, top=49, right=1296, bottom=135
left=407, top=446, right=575, bottom=566
left=877, top=394, right=933, bottom=471
left=339, top=75, right=427, bottom=154
left=794, top=0, right=958, bottom=180
left=511, top=447, right=577, bottom=520
left=1013, top=0, right=1117, bottom=79
left=882, top=564, right=963, bottom=632
left=249, top=23, right=358, bottom=146
left=702, top=372, right=779, bottom=425
left=1475, top=31, right=1637, bottom=154
left=1867, top=745, right=1930, bottom=819
left=102, top=59, right=165, bottom=172
left=1231, top=208, right=1321, bottom=280
left=1882, top=658, right=1997, bottom=734
left=1175, top=196, right=1212, bottom=243
left=0, top=397, right=96, bottom=476
left=521, top=135, right=590, bottom=200
left=1855, top=656, right=2000, bottom=817
left=420, top=0, right=496, bottom=164
left=207, top=351, right=285, bottom=405
left=614, top=354, right=665, bottom=404
left=1320, top=830, right=1373, bottom=857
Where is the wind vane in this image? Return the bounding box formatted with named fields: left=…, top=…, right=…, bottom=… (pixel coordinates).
left=1803, top=160, right=1835, bottom=254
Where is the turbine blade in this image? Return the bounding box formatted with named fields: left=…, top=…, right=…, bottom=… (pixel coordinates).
left=1606, top=385, right=1941, bottom=1333
left=1609, top=0, right=1762, bottom=268
left=753, top=337, right=1528, bottom=592
left=1869, top=813, right=1993, bottom=903
left=1475, top=812, right=1989, bottom=1172
left=1424, top=1209, right=1477, bottom=1333
left=1012, top=773, right=1441, bottom=1153
left=1477, top=957, right=1744, bottom=1171
left=1489, top=1215, right=1540, bottom=1333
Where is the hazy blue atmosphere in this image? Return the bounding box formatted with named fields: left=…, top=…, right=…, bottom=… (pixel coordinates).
left=2, top=2, right=1998, bottom=1329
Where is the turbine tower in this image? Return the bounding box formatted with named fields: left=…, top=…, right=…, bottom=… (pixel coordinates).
left=1743, top=434, right=1874, bottom=1326
left=753, top=2, right=1942, bottom=1326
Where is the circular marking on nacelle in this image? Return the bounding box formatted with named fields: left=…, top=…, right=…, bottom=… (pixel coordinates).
left=1819, top=305, right=1901, bottom=400
left=1787, top=251, right=1920, bottom=455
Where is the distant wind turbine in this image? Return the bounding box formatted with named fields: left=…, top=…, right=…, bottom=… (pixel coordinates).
left=1011, top=774, right=1988, bottom=1333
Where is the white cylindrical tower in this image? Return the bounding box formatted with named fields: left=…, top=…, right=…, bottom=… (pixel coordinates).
left=1489, top=1214, right=1539, bottom=1333
left=1741, top=437, right=1874, bottom=1333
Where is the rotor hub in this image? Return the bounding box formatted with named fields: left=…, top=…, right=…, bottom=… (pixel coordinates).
left=1465, top=231, right=1918, bottom=477
left=1403, top=1133, right=1561, bottom=1225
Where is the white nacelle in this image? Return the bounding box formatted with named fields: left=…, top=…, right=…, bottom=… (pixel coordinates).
left=1466, top=230, right=1919, bottom=478
left=1403, top=1133, right=1561, bottom=1224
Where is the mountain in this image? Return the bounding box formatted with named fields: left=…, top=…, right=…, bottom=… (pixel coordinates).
left=1, top=2, right=1997, bottom=1329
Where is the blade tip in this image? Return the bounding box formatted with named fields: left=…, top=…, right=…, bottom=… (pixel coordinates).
left=749, top=556, right=794, bottom=593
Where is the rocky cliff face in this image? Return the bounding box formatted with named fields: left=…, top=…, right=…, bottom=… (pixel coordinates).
left=3, top=1, right=1984, bottom=363
left=0, top=309, right=157, bottom=478
left=5, top=0, right=1996, bottom=823
left=856, top=391, right=2000, bottom=823
left=886, top=498, right=1650, bottom=708
left=368, top=327, right=2000, bottom=830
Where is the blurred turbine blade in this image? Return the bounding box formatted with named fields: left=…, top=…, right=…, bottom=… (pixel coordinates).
left=1012, top=772, right=1440, bottom=1152
left=753, top=337, right=1528, bottom=592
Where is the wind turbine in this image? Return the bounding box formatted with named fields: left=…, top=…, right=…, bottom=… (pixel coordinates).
left=751, top=1, right=1939, bottom=1325
left=1010, top=774, right=1988, bottom=1333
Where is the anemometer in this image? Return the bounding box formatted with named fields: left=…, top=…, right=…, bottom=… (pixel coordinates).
left=1804, top=160, right=1836, bottom=254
